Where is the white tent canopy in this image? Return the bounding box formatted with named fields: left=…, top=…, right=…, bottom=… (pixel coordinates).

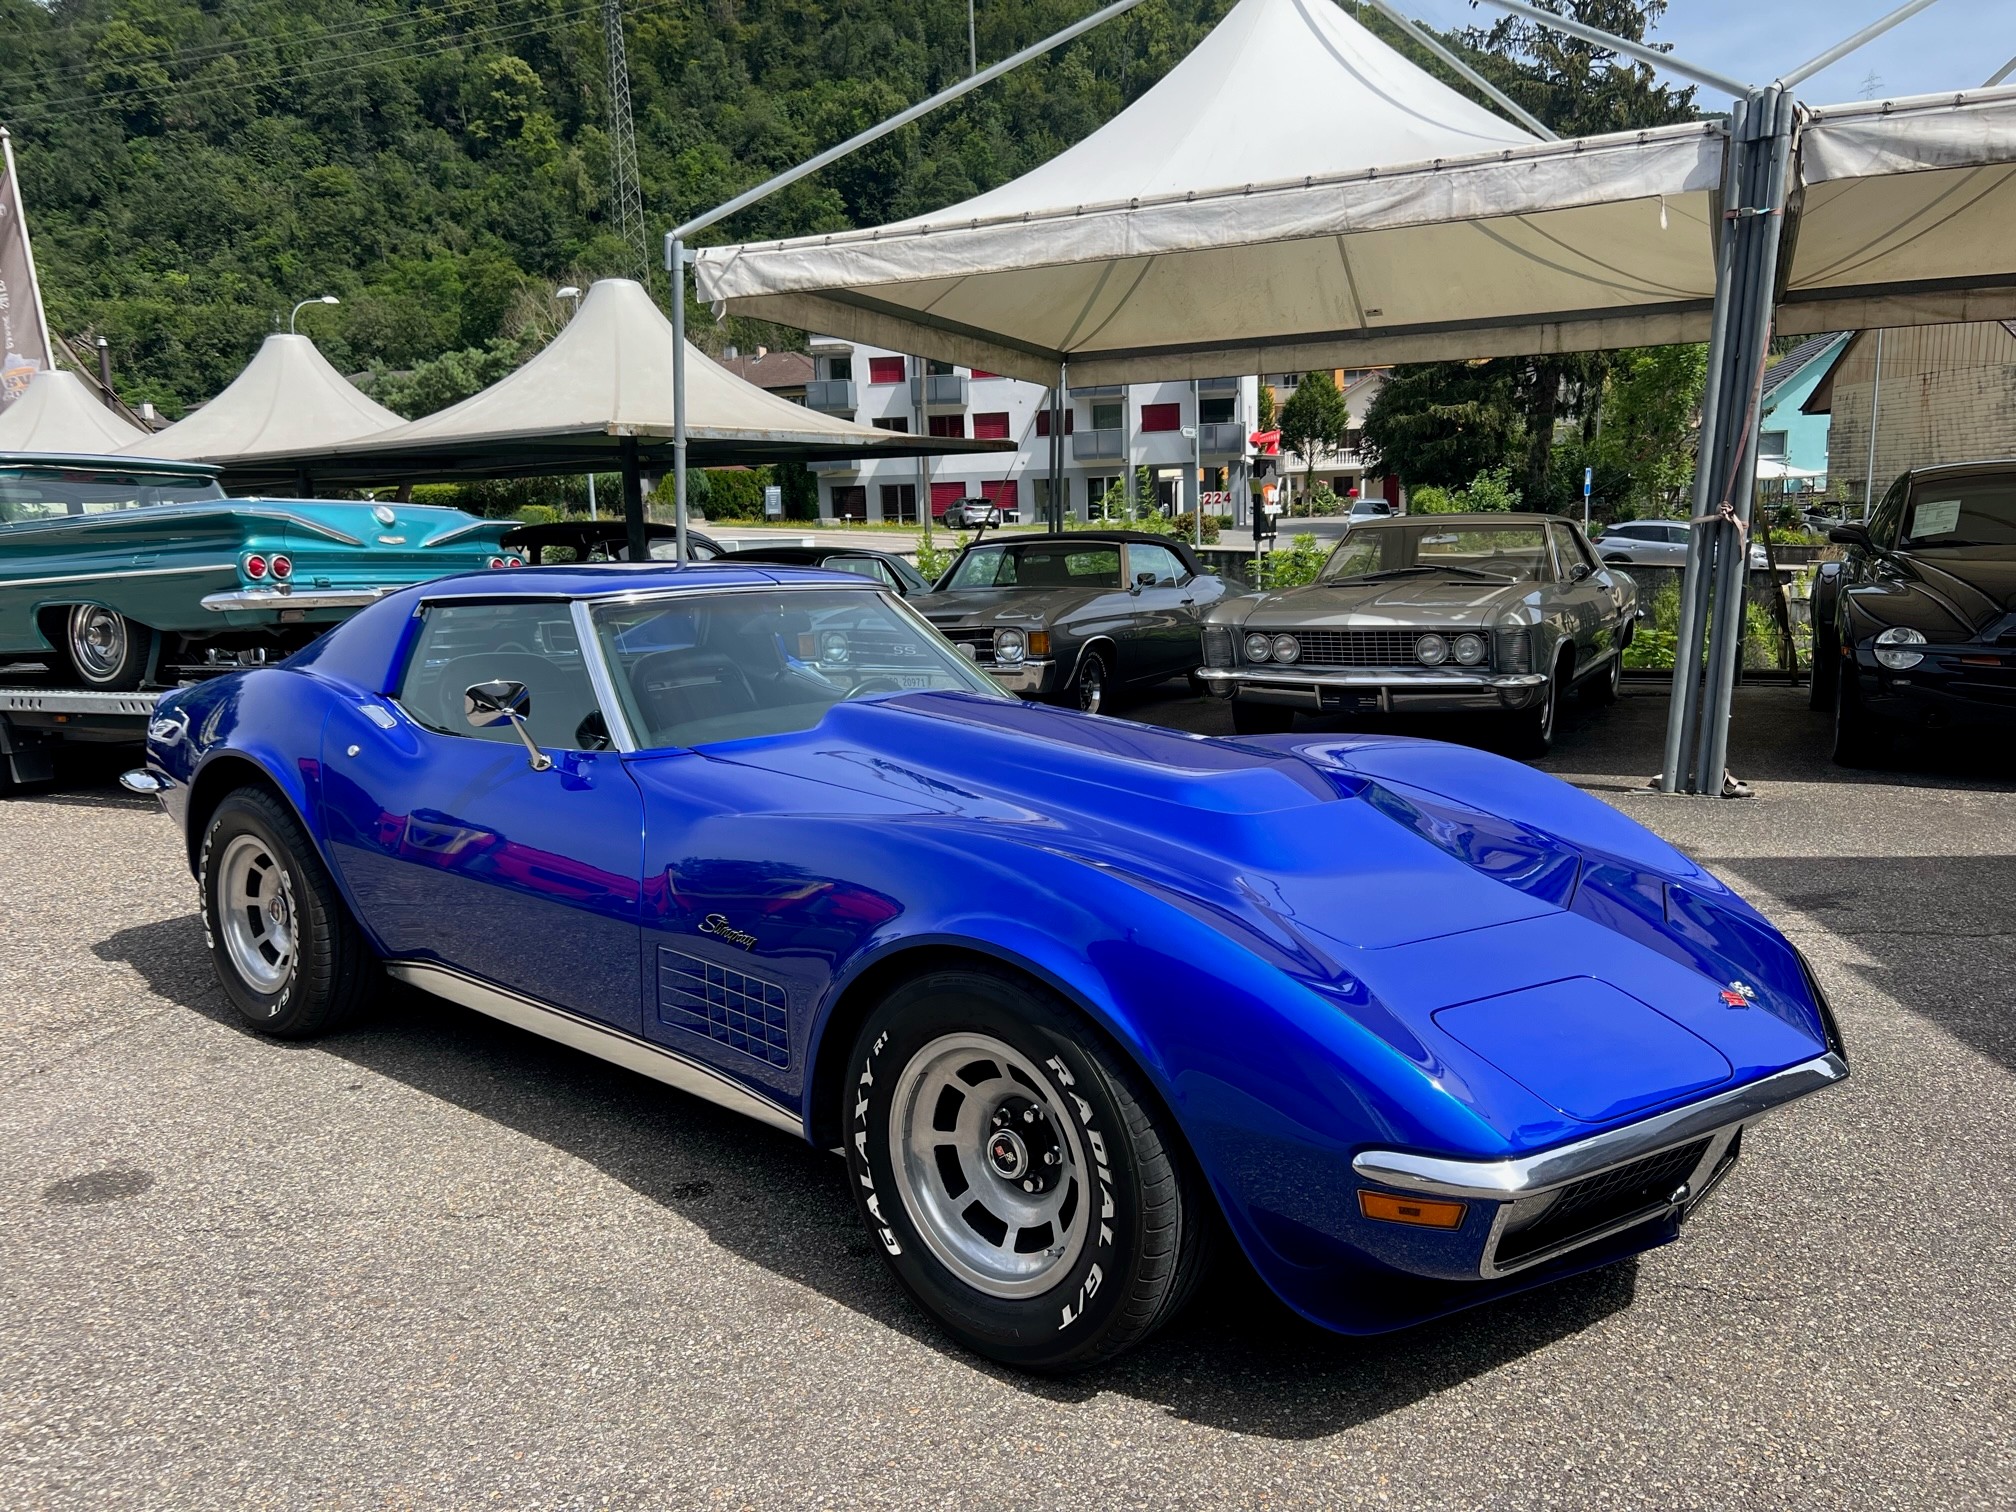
left=232, top=277, right=1002, bottom=489
left=125, top=331, right=404, bottom=466
left=0, top=368, right=147, bottom=452
left=693, top=0, right=2016, bottom=385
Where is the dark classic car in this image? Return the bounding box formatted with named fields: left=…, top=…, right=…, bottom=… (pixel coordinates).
left=722, top=543, right=934, bottom=597
left=1200, top=513, right=1637, bottom=752
left=0, top=452, right=519, bottom=689
left=501, top=520, right=727, bottom=564
left=922, top=531, right=1239, bottom=712
left=129, top=561, right=1843, bottom=1370
left=1810, top=460, right=2016, bottom=765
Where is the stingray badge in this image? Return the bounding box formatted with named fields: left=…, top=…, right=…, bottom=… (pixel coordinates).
left=1719, top=981, right=1756, bottom=1008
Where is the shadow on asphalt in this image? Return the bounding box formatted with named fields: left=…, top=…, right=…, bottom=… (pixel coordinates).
left=93, top=911, right=1635, bottom=1434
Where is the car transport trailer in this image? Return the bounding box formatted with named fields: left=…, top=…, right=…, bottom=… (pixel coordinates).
left=0, top=686, right=162, bottom=792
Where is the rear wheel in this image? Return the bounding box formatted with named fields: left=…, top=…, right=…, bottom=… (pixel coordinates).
left=1230, top=699, right=1296, bottom=735
left=200, top=788, right=381, bottom=1037
left=63, top=605, right=151, bottom=690
left=844, top=967, right=1214, bottom=1372
left=1809, top=623, right=1839, bottom=711
left=1583, top=649, right=1622, bottom=705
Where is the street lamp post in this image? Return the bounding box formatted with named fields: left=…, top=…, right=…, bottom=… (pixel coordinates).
left=289, top=295, right=339, bottom=334
left=555, top=286, right=598, bottom=521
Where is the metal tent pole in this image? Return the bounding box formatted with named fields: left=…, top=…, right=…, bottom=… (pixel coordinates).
left=1698, top=87, right=1800, bottom=794
left=1659, top=98, right=1749, bottom=794
left=620, top=436, right=647, bottom=562
left=666, top=234, right=689, bottom=565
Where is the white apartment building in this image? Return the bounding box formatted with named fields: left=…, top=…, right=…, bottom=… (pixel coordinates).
left=801, top=338, right=1264, bottom=526
left=1259, top=368, right=1390, bottom=505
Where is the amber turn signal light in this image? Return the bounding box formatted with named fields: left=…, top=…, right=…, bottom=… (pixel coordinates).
left=1027, top=631, right=1050, bottom=657
left=1358, top=1190, right=1467, bottom=1229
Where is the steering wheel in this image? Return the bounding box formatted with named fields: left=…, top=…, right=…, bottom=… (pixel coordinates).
left=844, top=676, right=912, bottom=699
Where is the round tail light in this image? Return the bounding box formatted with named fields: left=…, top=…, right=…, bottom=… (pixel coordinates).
left=269, top=554, right=293, bottom=580
left=243, top=554, right=268, bottom=580
left=487, top=556, right=506, bottom=569
left=503, top=556, right=523, bottom=567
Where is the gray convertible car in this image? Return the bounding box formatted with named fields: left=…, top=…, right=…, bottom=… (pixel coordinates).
left=1199, top=513, right=1636, bottom=753
left=922, top=530, right=1239, bottom=712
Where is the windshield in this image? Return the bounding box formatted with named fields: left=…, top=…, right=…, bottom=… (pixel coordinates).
left=1902, top=476, right=2016, bottom=552
left=1318, top=522, right=1552, bottom=584
left=593, top=588, right=1002, bottom=749
left=0, top=466, right=224, bottom=524
left=946, top=542, right=1123, bottom=590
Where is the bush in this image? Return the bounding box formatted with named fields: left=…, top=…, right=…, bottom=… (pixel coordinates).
left=1301, top=482, right=1348, bottom=516
left=914, top=530, right=956, bottom=584
left=1409, top=484, right=1457, bottom=514
left=698, top=468, right=768, bottom=520
left=513, top=504, right=564, bottom=526
left=1254, top=532, right=1328, bottom=589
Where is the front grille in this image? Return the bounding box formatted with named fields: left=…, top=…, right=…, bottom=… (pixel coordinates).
left=1492, top=1139, right=1710, bottom=1268
left=1251, top=627, right=1485, bottom=668
left=656, top=946, right=791, bottom=1068
left=938, top=627, right=997, bottom=664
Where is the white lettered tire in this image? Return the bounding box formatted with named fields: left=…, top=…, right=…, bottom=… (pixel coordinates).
left=844, top=966, right=1213, bottom=1371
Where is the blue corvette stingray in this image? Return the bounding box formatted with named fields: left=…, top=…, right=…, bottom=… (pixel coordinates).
left=133, top=564, right=1846, bottom=1371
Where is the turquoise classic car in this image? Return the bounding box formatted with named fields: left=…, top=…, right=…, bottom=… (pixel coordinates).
left=0, top=453, right=521, bottom=689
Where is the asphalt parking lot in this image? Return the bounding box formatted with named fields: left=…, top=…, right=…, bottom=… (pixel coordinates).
left=3, top=683, right=2013, bottom=1509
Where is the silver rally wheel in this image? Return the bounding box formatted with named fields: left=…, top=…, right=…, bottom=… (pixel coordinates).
left=888, top=1033, right=1090, bottom=1299
left=215, top=832, right=298, bottom=1000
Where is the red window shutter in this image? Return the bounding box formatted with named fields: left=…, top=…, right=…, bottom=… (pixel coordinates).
left=972, top=411, right=1011, bottom=440
left=868, top=356, right=906, bottom=385
left=929, top=481, right=965, bottom=517
left=1140, top=402, right=1181, bottom=433
left=979, top=481, right=1018, bottom=512
left=1033, top=410, right=1074, bottom=437
left=928, top=414, right=965, bottom=438
left=971, top=370, right=999, bottom=379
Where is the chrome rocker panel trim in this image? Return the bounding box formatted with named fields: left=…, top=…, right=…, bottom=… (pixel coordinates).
left=202, top=586, right=401, bottom=612
left=386, top=960, right=802, bottom=1137
left=1353, top=1052, right=1848, bottom=1201
left=0, top=687, right=164, bottom=716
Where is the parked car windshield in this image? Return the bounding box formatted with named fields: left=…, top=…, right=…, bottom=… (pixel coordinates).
left=1320, top=522, right=1553, bottom=584
left=0, top=465, right=224, bottom=523
left=945, top=542, right=1123, bottom=590
left=592, top=589, right=1002, bottom=749
left=1901, top=475, right=2016, bottom=552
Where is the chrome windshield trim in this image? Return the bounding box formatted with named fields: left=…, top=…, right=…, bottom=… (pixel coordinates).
left=571, top=598, right=639, bottom=753
left=1198, top=667, right=1548, bottom=690
left=1352, top=1052, right=1848, bottom=1201
left=386, top=961, right=802, bottom=1137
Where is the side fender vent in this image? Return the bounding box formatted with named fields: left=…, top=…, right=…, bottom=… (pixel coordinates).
left=657, top=947, right=791, bottom=1068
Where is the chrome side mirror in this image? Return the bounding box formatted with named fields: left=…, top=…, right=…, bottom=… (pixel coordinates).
left=1569, top=562, right=1593, bottom=583
left=464, top=680, right=552, bottom=772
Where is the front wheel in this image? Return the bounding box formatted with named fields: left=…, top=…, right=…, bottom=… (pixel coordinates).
left=1510, top=652, right=1569, bottom=757
left=63, top=605, right=152, bottom=690
left=1830, top=666, right=1891, bottom=768
left=844, top=968, right=1214, bottom=1372
left=200, top=788, right=381, bottom=1037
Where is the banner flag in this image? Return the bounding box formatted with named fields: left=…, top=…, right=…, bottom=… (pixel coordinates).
left=0, top=128, right=57, bottom=414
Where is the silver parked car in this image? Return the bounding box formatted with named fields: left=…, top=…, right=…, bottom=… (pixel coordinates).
left=922, top=531, right=1240, bottom=713
left=1199, top=513, right=1637, bottom=753
left=1596, top=517, right=1768, bottom=571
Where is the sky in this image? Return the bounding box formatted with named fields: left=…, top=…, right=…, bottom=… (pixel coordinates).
left=1396, top=0, right=2012, bottom=106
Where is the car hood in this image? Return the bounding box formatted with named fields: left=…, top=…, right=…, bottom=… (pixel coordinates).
left=918, top=587, right=1101, bottom=626
left=1903, top=552, right=2016, bottom=632
left=698, top=694, right=1829, bottom=1116
left=1222, top=576, right=1529, bottom=627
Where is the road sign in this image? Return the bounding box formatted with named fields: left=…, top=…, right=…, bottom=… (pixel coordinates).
left=763, top=485, right=783, bottom=518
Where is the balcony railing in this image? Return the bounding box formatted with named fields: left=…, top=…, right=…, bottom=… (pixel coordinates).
left=1068, top=384, right=1122, bottom=397
left=1197, top=376, right=1240, bottom=396
left=1071, top=428, right=1124, bottom=461
left=806, top=457, right=859, bottom=475
left=909, top=374, right=967, bottom=409
left=1199, top=421, right=1247, bottom=455
left=805, top=379, right=857, bottom=413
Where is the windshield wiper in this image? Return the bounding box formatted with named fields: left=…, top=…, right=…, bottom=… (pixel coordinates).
left=1339, top=564, right=1514, bottom=583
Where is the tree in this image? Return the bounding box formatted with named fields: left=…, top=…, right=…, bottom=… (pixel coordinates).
left=1360, top=361, right=1524, bottom=492
left=1276, top=370, right=1350, bottom=514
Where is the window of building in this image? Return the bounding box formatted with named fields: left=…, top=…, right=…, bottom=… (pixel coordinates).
left=1031, top=477, right=1071, bottom=517
left=925, top=359, right=956, bottom=376
left=927, top=414, right=966, bottom=439
left=868, top=356, right=906, bottom=385
left=929, top=481, right=966, bottom=518
left=1759, top=429, right=1789, bottom=459
left=1140, top=403, right=1181, bottom=433
left=831, top=486, right=868, bottom=522
left=825, top=356, right=853, bottom=382
left=1084, top=476, right=1120, bottom=518
left=1199, top=396, right=1236, bottom=425
left=971, top=370, right=999, bottom=380
left=879, top=484, right=919, bottom=523
left=1034, top=409, right=1075, bottom=437
left=1089, top=401, right=1123, bottom=431
left=972, top=412, right=1011, bottom=440
left=979, top=480, right=1019, bottom=520
left=873, top=416, right=910, bottom=433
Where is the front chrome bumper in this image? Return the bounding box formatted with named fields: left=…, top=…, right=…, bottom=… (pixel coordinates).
left=202, top=587, right=400, bottom=613
left=1354, top=1052, right=1848, bottom=1279
left=987, top=658, right=1056, bottom=697
left=1196, top=665, right=1547, bottom=712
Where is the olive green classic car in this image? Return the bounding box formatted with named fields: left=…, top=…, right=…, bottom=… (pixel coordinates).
left=0, top=453, right=521, bottom=690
